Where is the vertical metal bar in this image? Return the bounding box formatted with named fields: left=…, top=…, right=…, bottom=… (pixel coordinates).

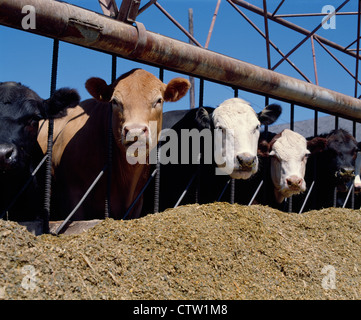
left=230, top=178, right=235, bottom=204
left=43, top=39, right=59, bottom=234
left=154, top=144, right=160, bottom=213
left=355, top=0, right=361, bottom=99
left=229, top=87, right=238, bottom=205
left=314, top=110, right=318, bottom=137
left=311, top=35, right=319, bottom=139
left=159, top=67, right=164, bottom=82
left=311, top=36, right=319, bottom=86
left=105, top=103, right=113, bottom=219
left=199, top=78, right=204, bottom=107
left=288, top=102, right=294, bottom=212
left=288, top=196, right=292, bottom=213
left=262, top=0, right=271, bottom=70
left=188, top=8, right=195, bottom=109
left=205, top=0, right=222, bottom=49
left=195, top=76, right=205, bottom=203
left=333, top=186, right=338, bottom=207
left=352, top=0, right=361, bottom=209
left=105, top=55, right=116, bottom=219
left=111, top=54, right=117, bottom=83
left=154, top=67, right=164, bottom=213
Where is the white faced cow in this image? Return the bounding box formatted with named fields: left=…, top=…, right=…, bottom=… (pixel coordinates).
left=145, top=97, right=282, bottom=213
left=198, top=98, right=282, bottom=179
left=266, top=129, right=310, bottom=203
left=252, top=129, right=326, bottom=209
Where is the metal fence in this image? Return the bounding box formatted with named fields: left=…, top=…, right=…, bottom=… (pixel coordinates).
left=1, top=0, right=361, bottom=234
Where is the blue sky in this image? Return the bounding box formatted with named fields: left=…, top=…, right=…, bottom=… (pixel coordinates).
left=0, top=0, right=360, bottom=126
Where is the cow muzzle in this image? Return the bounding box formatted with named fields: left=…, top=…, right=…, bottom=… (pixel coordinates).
left=0, top=143, right=17, bottom=172
left=122, top=124, right=150, bottom=147
left=285, top=175, right=304, bottom=192
left=335, top=167, right=355, bottom=180
left=236, top=153, right=257, bottom=172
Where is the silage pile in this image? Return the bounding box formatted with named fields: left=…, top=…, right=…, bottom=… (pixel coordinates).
left=1, top=202, right=361, bottom=300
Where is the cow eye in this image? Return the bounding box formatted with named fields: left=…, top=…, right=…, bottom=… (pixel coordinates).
left=253, top=124, right=261, bottom=133
left=153, top=98, right=163, bottom=108
left=111, top=99, right=123, bottom=111
left=303, top=153, right=310, bottom=161
left=23, top=115, right=41, bottom=126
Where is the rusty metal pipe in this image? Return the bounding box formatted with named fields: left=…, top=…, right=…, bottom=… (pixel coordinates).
left=2, top=0, right=361, bottom=121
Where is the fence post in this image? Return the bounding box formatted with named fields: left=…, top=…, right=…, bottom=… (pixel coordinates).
left=43, top=39, right=59, bottom=234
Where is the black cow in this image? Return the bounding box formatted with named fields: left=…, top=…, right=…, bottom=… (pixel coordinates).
left=295, top=128, right=359, bottom=211
left=0, top=82, right=80, bottom=222
left=142, top=98, right=281, bottom=215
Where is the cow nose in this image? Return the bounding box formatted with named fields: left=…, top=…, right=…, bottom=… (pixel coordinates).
left=340, top=167, right=355, bottom=178
left=286, top=175, right=303, bottom=188
left=237, top=153, right=256, bottom=169
left=123, top=125, right=149, bottom=139
left=0, top=144, right=17, bottom=170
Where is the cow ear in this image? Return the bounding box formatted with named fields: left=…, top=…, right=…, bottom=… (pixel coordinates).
left=258, top=104, right=282, bottom=125
left=163, top=78, right=191, bottom=102
left=258, top=139, right=270, bottom=157
left=85, top=77, right=113, bottom=102
left=195, top=107, right=212, bottom=130
left=43, top=88, right=80, bottom=119
left=307, top=137, right=327, bottom=154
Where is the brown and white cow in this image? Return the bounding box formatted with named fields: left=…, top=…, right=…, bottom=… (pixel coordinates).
left=261, top=129, right=310, bottom=203
left=38, top=69, right=190, bottom=220
left=254, top=129, right=325, bottom=208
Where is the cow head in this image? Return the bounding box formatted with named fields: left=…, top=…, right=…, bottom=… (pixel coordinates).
left=196, top=98, right=281, bottom=179
left=317, top=129, right=358, bottom=192
left=85, top=69, right=190, bottom=160
left=259, top=129, right=323, bottom=203
left=0, top=82, right=80, bottom=175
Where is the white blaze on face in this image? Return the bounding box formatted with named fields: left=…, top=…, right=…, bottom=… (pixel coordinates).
left=269, top=129, right=310, bottom=203
left=212, top=98, right=260, bottom=179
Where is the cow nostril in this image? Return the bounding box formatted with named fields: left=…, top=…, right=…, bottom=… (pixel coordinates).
left=5, top=149, right=14, bottom=160
left=286, top=176, right=303, bottom=187
left=339, top=168, right=355, bottom=177
left=142, top=126, right=149, bottom=136
left=237, top=153, right=255, bottom=167
left=0, top=145, right=16, bottom=167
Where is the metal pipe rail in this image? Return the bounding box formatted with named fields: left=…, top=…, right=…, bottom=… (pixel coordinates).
left=2, top=0, right=361, bottom=121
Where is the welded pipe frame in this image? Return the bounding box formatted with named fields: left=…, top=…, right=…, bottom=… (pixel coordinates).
left=2, top=0, right=361, bottom=121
